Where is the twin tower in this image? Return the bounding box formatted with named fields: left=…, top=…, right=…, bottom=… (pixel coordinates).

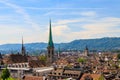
left=21, top=20, right=55, bottom=65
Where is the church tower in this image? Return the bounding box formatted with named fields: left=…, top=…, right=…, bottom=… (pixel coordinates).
left=0, top=52, right=2, bottom=59
left=84, top=45, right=89, bottom=56
left=57, top=45, right=60, bottom=59
left=21, top=37, right=26, bottom=56
left=47, top=20, right=54, bottom=64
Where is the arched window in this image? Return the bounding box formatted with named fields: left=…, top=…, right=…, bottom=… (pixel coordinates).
left=25, top=64, right=27, bottom=67
left=16, top=65, right=18, bottom=68
left=19, top=65, right=21, bottom=68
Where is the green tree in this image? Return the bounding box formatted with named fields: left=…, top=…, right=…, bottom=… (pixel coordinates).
left=1, top=67, right=10, bottom=80
left=65, top=64, right=72, bottom=69
left=39, top=55, right=47, bottom=61
left=99, top=75, right=104, bottom=80
left=38, top=55, right=47, bottom=65
left=77, top=57, right=86, bottom=64
left=112, top=64, right=119, bottom=69
left=117, top=53, right=120, bottom=59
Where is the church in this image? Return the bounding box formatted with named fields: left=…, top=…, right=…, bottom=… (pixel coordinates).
left=3, top=19, right=56, bottom=66
left=47, top=19, right=55, bottom=65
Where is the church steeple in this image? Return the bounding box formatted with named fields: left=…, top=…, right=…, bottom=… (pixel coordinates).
left=48, top=19, right=54, bottom=47
left=85, top=45, right=88, bottom=50
left=0, top=52, right=2, bottom=59
left=22, top=37, right=24, bottom=49
left=21, top=37, right=26, bottom=56
left=47, top=19, right=55, bottom=65
left=84, top=45, right=89, bottom=56
left=57, top=45, right=60, bottom=58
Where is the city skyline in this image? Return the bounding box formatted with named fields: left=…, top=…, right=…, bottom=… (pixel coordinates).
left=0, top=0, right=120, bottom=44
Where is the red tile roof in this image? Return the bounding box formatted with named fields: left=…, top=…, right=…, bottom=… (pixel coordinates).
left=23, top=76, right=43, bottom=80
left=80, top=73, right=102, bottom=80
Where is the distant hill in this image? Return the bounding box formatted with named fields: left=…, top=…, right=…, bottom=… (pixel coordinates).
left=0, top=37, right=120, bottom=54
left=63, top=37, right=120, bottom=51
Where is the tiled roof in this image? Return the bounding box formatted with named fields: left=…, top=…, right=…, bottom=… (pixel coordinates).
left=29, top=60, right=45, bottom=68
left=5, top=54, right=28, bottom=64
left=80, top=73, right=102, bottom=80
left=56, top=58, right=68, bottom=65
left=27, top=56, right=38, bottom=61
left=64, top=70, right=81, bottom=75
left=53, top=69, right=63, bottom=73
left=23, top=76, right=43, bottom=80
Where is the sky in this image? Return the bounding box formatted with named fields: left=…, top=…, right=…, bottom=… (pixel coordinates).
left=0, top=0, right=120, bottom=44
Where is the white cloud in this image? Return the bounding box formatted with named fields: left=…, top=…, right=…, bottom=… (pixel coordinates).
left=0, top=16, right=12, bottom=20
left=24, top=7, right=105, bottom=10
left=0, top=6, right=9, bottom=9
left=0, top=0, right=117, bottom=44
left=0, top=24, right=48, bottom=44
left=52, top=25, right=70, bottom=36
left=0, top=0, right=40, bottom=30
left=51, top=17, right=120, bottom=42
left=0, top=0, right=119, bottom=44
left=80, top=11, right=97, bottom=16
left=54, top=19, right=86, bottom=25
left=74, top=17, right=120, bottom=38
left=44, top=11, right=97, bottom=17
left=0, top=16, right=120, bottom=43
left=0, top=26, right=26, bottom=34
left=0, top=0, right=46, bottom=44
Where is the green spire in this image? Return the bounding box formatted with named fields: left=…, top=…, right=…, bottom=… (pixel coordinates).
left=22, top=36, right=24, bottom=48
left=48, top=19, right=54, bottom=47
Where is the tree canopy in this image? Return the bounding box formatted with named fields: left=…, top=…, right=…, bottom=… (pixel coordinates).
left=39, top=55, right=47, bottom=61
left=1, top=67, right=10, bottom=80
left=117, top=53, right=120, bottom=59
left=38, top=55, right=47, bottom=65
left=77, top=57, right=86, bottom=63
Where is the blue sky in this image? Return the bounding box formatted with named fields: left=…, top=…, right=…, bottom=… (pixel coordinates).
left=0, top=0, right=120, bottom=44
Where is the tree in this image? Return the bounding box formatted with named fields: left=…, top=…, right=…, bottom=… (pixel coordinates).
left=77, top=57, right=86, bottom=64
left=1, top=67, right=10, bottom=80
left=65, top=64, right=72, bottom=69
left=117, top=53, right=120, bottom=59
left=39, top=55, right=47, bottom=61
left=112, top=64, right=119, bottom=69
left=38, top=55, right=47, bottom=65
left=99, top=75, right=104, bottom=80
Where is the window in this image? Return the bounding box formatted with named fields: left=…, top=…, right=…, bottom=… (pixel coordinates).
left=16, top=65, right=18, bottom=68
left=22, top=64, right=24, bottom=67
left=25, top=64, right=27, bottom=67
left=58, top=73, right=61, bottom=75
left=19, top=65, right=21, bottom=68
left=54, top=72, right=56, bottom=75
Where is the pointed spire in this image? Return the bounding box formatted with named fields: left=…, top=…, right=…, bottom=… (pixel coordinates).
left=21, top=36, right=26, bottom=56
left=58, top=45, right=60, bottom=54
left=85, top=45, right=88, bottom=50
left=48, top=19, right=54, bottom=47
left=0, top=52, right=2, bottom=59
left=22, top=36, right=24, bottom=48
